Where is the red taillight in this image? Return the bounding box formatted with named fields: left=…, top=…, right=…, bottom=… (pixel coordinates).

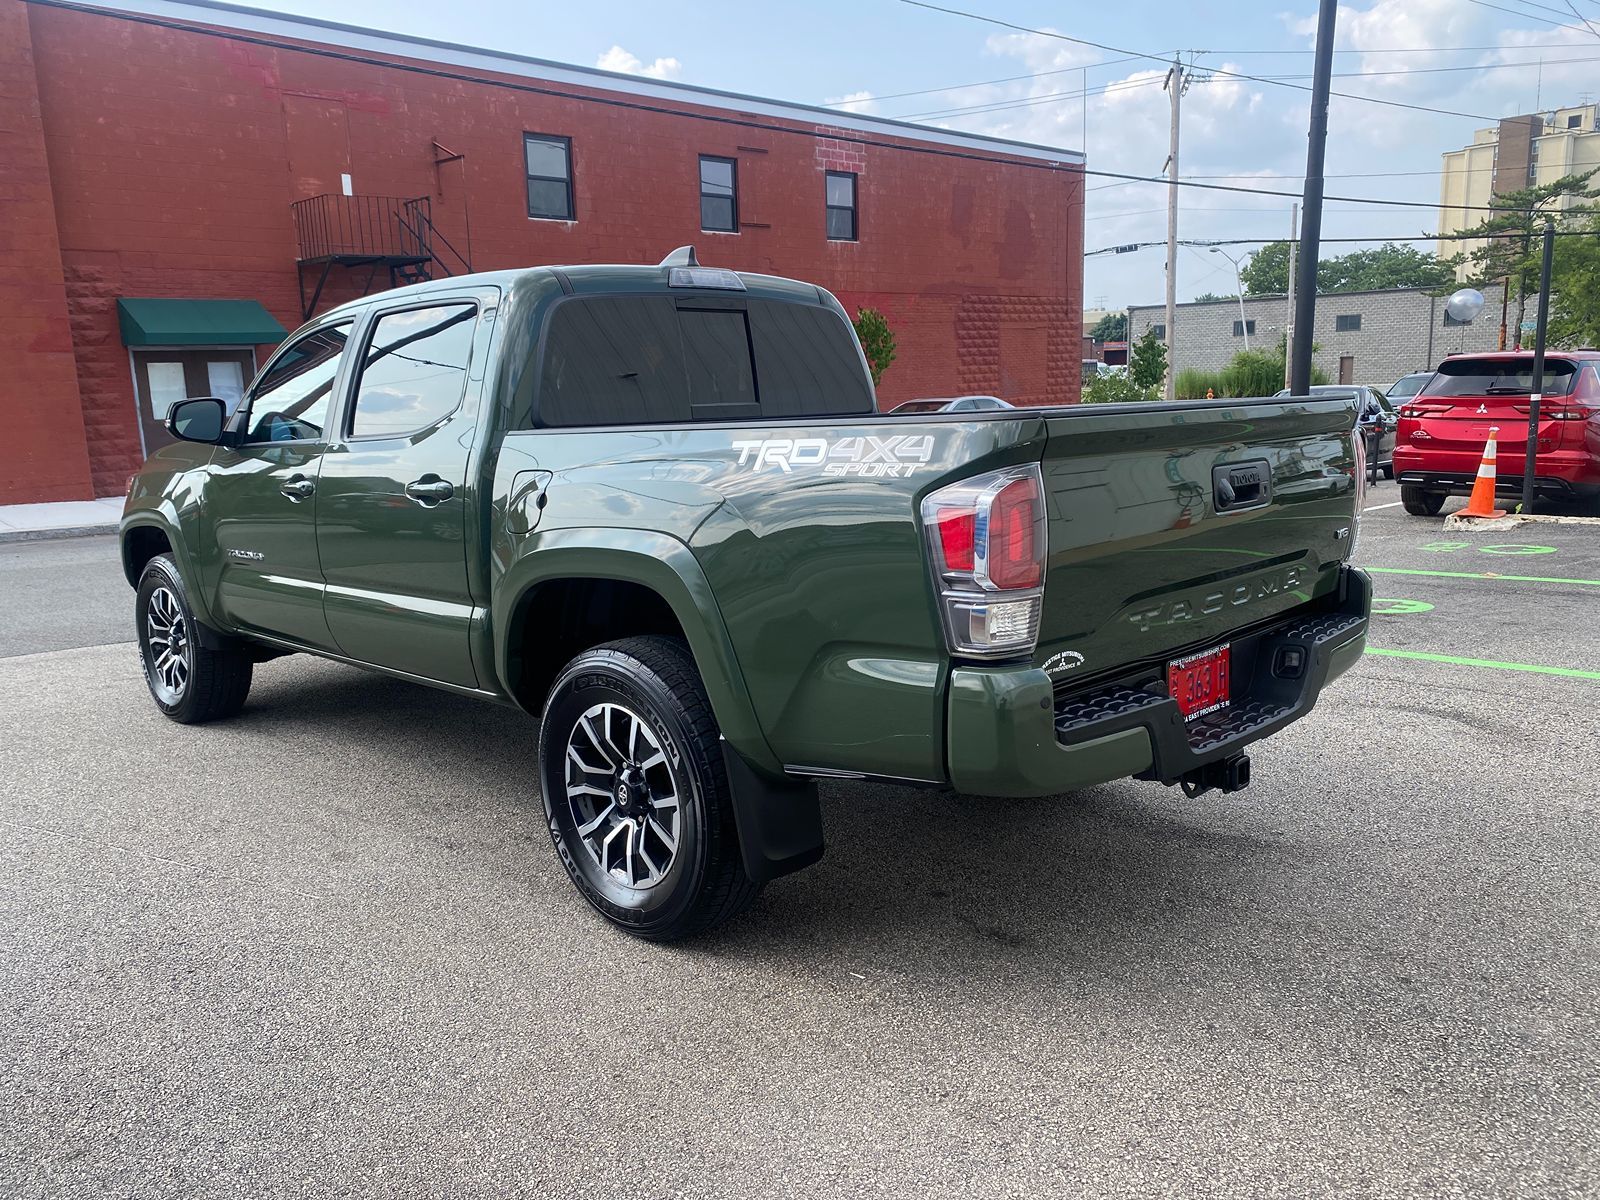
left=987, top=477, right=1042, bottom=590
left=935, top=507, right=976, bottom=573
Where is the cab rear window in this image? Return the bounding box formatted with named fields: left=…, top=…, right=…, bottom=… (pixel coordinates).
left=1420, top=358, right=1579, bottom=398
left=527, top=296, right=875, bottom=428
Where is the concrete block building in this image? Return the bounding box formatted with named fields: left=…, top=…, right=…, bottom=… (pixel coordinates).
left=1, top=0, right=1084, bottom=504
left=1128, top=284, right=1511, bottom=389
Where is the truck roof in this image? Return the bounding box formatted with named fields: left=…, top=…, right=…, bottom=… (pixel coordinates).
left=317, top=259, right=830, bottom=319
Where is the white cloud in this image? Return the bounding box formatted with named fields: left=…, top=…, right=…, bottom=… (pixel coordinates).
left=826, top=90, right=877, bottom=114
left=596, top=45, right=682, bottom=80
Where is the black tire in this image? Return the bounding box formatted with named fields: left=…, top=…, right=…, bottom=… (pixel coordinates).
left=1381, top=463, right=1395, bottom=480
left=135, top=554, right=253, bottom=723
left=1400, top=485, right=1446, bottom=516
left=537, top=635, right=759, bottom=941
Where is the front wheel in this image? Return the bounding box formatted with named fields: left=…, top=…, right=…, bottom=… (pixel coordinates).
left=1381, top=464, right=1395, bottom=480
left=136, top=554, right=253, bottom=723
left=537, top=636, right=759, bottom=941
left=1400, top=485, right=1446, bottom=516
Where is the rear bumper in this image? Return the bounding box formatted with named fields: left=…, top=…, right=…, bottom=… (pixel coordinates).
left=1393, top=447, right=1600, bottom=497
left=946, top=567, right=1370, bottom=797
left=1393, top=469, right=1599, bottom=501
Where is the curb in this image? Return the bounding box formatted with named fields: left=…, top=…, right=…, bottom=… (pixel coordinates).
left=1443, top=512, right=1600, bottom=531
left=0, top=523, right=120, bottom=545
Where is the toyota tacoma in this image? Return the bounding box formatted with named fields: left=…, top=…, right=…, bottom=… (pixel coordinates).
left=121, top=251, right=1372, bottom=939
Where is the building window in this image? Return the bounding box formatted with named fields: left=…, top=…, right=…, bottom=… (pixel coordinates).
left=1568, top=113, right=1582, bottom=129
left=1232, top=319, right=1256, bottom=337
left=1151, top=324, right=1166, bottom=339
left=525, top=134, right=573, bottom=221
left=825, top=171, right=857, bottom=241
left=700, top=156, right=738, bottom=232
left=1335, top=313, right=1362, bottom=332
left=1444, top=311, right=1470, bottom=327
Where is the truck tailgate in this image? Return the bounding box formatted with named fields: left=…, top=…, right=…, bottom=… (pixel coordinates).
left=1032, top=396, right=1362, bottom=678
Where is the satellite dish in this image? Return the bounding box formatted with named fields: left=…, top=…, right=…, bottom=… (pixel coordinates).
left=1444, top=287, right=1485, bottom=324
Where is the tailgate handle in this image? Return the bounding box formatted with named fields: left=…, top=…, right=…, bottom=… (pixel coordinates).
left=1213, top=461, right=1271, bottom=513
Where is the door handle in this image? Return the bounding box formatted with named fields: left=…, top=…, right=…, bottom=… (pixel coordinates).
left=405, top=476, right=455, bottom=506
left=280, top=476, right=315, bottom=502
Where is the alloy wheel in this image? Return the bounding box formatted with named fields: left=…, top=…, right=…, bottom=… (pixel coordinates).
left=564, top=702, right=682, bottom=889
left=145, top=585, right=191, bottom=705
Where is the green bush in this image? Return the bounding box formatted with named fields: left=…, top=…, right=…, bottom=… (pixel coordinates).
left=852, top=307, right=896, bottom=386
left=1219, top=350, right=1284, bottom=398
left=1081, top=373, right=1158, bottom=404
left=1173, top=368, right=1225, bottom=400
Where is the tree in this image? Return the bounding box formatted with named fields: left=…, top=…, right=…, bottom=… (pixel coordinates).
left=1239, top=240, right=1458, bottom=296
left=1192, top=291, right=1236, bottom=303
left=1089, top=312, right=1127, bottom=342
left=1240, top=241, right=1292, bottom=295
left=1128, top=327, right=1167, bottom=392
left=852, top=307, right=896, bottom=386
left=1548, top=212, right=1600, bottom=347
left=1451, top=170, right=1599, bottom=341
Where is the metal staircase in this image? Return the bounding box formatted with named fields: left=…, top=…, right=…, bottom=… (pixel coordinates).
left=291, top=194, right=473, bottom=319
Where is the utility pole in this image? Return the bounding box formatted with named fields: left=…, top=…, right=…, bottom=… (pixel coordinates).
left=1290, top=0, right=1338, bottom=395
left=1522, top=219, right=1555, bottom=516
left=1284, top=203, right=1298, bottom=389
left=1163, top=56, right=1186, bottom=401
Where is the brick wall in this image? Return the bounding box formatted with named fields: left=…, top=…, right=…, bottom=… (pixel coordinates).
left=8, top=2, right=1083, bottom=502
left=0, top=0, right=93, bottom=503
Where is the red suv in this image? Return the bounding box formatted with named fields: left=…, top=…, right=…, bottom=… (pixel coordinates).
left=1393, top=350, right=1600, bottom=514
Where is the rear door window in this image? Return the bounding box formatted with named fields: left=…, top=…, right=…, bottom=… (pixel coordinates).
left=531, top=295, right=874, bottom=427
left=1422, top=359, right=1579, bottom=398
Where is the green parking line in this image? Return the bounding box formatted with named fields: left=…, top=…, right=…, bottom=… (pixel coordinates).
left=1367, top=567, right=1600, bottom=587
left=1365, top=647, right=1600, bottom=681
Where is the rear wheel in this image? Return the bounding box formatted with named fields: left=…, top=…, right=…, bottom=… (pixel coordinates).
left=1381, top=464, right=1395, bottom=480
left=135, top=554, right=253, bottom=723
left=1400, top=485, right=1446, bottom=516
left=537, top=636, right=759, bottom=941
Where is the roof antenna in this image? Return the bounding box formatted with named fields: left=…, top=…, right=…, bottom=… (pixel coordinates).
left=659, top=246, right=700, bottom=267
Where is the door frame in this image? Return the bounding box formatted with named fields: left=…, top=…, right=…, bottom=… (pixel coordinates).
left=127, top=345, right=259, bottom=459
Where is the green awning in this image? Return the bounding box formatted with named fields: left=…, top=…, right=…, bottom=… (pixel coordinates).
left=117, top=298, right=288, bottom=347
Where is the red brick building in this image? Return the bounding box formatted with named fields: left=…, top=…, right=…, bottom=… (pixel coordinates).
left=1, top=0, right=1084, bottom=505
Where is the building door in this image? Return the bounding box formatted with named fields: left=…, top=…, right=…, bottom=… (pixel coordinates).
left=1338, top=355, right=1356, bottom=384
left=131, top=349, right=256, bottom=455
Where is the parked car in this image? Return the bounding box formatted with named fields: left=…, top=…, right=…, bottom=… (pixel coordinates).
left=1393, top=351, right=1600, bottom=514
left=120, top=252, right=1371, bottom=940
left=888, top=395, right=1014, bottom=414
left=1275, top=385, right=1397, bottom=478
left=1386, top=371, right=1433, bottom=402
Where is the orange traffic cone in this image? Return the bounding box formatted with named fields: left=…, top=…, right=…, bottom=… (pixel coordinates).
left=1458, top=426, right=1507, bottom=519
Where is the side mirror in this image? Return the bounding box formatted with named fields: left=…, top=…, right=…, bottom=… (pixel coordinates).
left=166, top=397, right=226, bottom=444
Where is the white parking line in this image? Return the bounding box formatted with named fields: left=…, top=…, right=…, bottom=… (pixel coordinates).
left=1366, top=501, right=1403, bottom=511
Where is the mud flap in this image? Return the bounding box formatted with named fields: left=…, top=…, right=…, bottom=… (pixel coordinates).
left=721, top=745, right=824, bottom=883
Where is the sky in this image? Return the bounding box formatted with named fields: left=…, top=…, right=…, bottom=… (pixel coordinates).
left=240, top=0, right=1600, bottom=310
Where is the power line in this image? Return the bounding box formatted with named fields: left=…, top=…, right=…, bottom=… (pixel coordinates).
left=894, top=52, right=1600, bottom=123
left=897, top=0, right=1503, bottom=120
left=1463, top=0, right=1595, bottom=35
left=1075, top=165, right=1562, bottom=214
left=1086, top=229, right=1600, bottom=255
left=826, top=54, right=1147, bottom=106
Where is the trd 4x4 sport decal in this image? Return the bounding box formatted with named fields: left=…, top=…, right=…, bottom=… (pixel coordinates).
left=731, top=435, right=934, bottom=477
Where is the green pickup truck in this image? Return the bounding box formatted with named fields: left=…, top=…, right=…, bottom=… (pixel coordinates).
left=121, top=252, right=1371, bottom=940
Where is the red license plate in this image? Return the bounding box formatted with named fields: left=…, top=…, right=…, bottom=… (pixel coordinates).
left=1168, top=643, right=1231, bottom=721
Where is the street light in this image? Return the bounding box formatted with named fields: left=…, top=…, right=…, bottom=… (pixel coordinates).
left=1210, top=247, right=1250, bottom=351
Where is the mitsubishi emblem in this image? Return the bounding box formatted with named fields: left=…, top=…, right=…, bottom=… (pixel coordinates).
left=1476, top=403, right=1488, bottom=415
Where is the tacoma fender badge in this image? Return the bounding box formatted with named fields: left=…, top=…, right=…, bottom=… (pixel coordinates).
left=1042, top=650, right=1085, bottom=676
left=226, top=548, right=264, bottom=562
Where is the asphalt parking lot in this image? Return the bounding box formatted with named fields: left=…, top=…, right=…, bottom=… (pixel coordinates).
left=3, top=493, right=1597, bottom=1198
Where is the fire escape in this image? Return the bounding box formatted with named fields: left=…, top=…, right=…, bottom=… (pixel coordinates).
left=291, top=193, right=473, bottom=319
